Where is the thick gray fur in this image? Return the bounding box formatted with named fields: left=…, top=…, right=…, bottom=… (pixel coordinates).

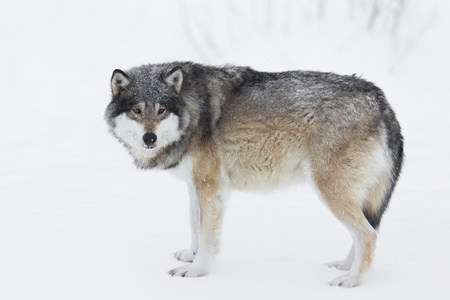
left=105, top=61, right=404, bottom=230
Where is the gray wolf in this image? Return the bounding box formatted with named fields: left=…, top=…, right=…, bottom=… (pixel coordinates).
left=105, top=62, right=404, bottom=287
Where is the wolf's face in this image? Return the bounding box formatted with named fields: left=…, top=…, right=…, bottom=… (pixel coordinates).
left=105, top=67, right=185, bottom=156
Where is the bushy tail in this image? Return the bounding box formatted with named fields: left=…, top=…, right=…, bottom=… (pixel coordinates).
left=364, top=96, right=404, bottom=231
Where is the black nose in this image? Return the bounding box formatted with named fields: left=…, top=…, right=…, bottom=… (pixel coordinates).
left=143, top=132, right=157, bottom=146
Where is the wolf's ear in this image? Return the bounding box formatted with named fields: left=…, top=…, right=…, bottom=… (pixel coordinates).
left=111, top=69, right=130, bottom=96
left=163, top=66, right=183, bottom=94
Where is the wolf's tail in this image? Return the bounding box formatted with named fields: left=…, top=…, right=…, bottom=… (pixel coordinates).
left=363, top=95, right=404, bottom=231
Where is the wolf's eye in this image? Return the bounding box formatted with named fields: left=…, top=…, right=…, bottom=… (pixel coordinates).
left=158, top=107, right=166, bottom=115
left=132, top=108, right=141, bottom=114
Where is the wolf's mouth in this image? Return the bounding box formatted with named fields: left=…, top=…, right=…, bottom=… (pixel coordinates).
left=143, top=144, right=156, bottom=150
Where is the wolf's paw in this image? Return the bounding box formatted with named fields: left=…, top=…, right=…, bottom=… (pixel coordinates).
left=326, top=260, right=352, bottom=271
left=329, top=274, right=360, bottom=288
left=168, top=264, right=208, bottom=277
left=173, top=249, right=196, bottom=262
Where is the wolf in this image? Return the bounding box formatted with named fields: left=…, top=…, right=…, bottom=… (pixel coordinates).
left=105, top=62, right=403, bottom=287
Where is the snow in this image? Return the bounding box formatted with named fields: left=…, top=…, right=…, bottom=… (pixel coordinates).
left=1, top=0, right=450, bottom=299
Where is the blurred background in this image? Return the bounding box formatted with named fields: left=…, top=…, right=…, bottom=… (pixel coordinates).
left=1, top=1, right=449, bottom=299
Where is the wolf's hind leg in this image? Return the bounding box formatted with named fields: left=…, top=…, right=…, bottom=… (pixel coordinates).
left=313, top=170, right=377, bottom=288
left=328, top=225, right=376, bottom=288
left=324, top=196, right=377, bottom=288
left=327, top=244, right=354, bottom=271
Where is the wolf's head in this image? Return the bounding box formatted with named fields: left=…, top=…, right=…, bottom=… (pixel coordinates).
left=105, top=65, right=190, bottom=168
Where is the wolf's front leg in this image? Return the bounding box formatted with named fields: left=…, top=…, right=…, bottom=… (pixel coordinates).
left=169, top=179, right=224, bottom=277
left=173, top=184, right=199, bottom=263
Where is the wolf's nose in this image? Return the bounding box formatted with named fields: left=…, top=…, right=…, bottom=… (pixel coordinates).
left=143, top=132, right=157, bottom=146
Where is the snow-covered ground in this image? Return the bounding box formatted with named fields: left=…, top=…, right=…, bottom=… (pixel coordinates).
left=1, top=0, right=449, bottom=299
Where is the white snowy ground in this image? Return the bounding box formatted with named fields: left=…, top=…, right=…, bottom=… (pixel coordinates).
left=1, top=1, right=450, bottom=299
